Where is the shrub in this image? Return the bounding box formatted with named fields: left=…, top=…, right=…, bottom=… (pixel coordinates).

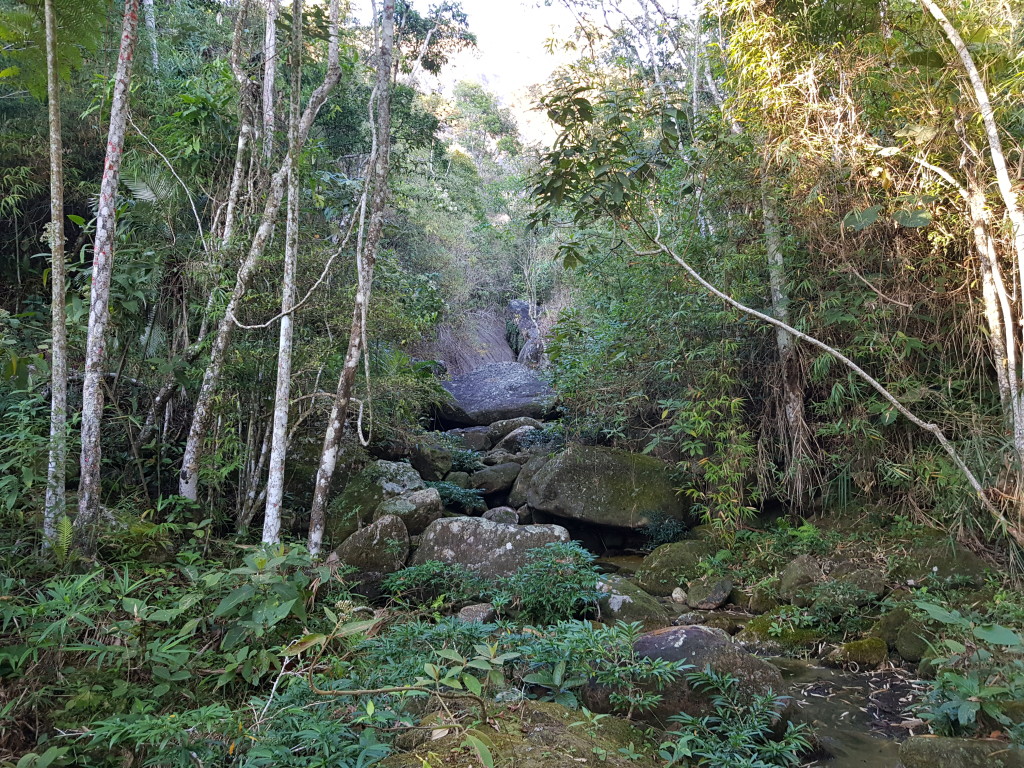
left=640, top=510, right=688, bottom=550
left=426, top=481, right=486, bottom=514
left=381, top=560, right=487, bottom=608
left=501, top=541, right=601, bottom=624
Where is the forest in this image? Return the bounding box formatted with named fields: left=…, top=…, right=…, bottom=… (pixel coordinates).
left=2, top=0, right=1024, bottom=765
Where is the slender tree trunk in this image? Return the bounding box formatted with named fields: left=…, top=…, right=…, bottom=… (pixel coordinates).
left=762, top=185, right=808, bottom=501
left=308, top=0, right=395, bottom=556
left=262, top=0, right=302, bottom=544
left=262, top=0, right=278, bottom=161
left=142, top=0, right=158, bottom=69
left=43, top=0, right=67, bottom=545
left=76, top=0, right=140, bottom=538
left=179, top=0, right=342, bottom=501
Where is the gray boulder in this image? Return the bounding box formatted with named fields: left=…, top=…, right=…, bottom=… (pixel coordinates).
left=332, top=514, right=409, bottom=574
left=488, top=417, right=544, bottom=444
left=373, top=487, right=443, bottom=535
left=408, top=438, right=453, bottom=481
left=525, top=444, right=690, bottom=529
left=482, top=506, right=519, bottom=524
left=327, top=460, right=425, bottom=544
left=440, top=362, right=555, bottom=427
left=581, top=625, right=784, bottom=727
left=686, top=577, right=733, bottom=610
left=900, top=737, right=1024, bottom=768
left=635, top=540, right=715, bottom=597
left=508, top=299, right=545, bottom=365
left=445, top=426, right=492, bottom=452
left=470, top=462, right=522, bottom=495
left=411, top=517, right=570, bottom=579
left=493, top=425, right=540, bottom=454
left=597, top=576, right=669, bottom=628
left=778, top=555, right=824, bottom=606
left=509, top=455, right=550, bottom=508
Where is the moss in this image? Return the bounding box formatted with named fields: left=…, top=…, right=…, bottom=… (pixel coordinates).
left=834, top=637, right=888, bottom=668
left=869, top=606, right=912, bottom=649
left=740, top=610, right=822, bottom=651
left=635, top=540, right=715, bottom=597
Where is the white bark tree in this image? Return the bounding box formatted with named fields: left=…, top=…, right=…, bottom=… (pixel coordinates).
left=76, top=0, right=140, bottom=540
left=142, top=0, right=158, bottom=69
left=42, top=0, right=67, bottom=545
left=179, top=0, right=342, bottom=501
left=308, top=0, right=395, bottom=556
left=262, top=0, right=278, bottom=161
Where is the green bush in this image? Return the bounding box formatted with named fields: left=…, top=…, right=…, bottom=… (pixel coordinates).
left=381, top=560, right=487, bottom=608
left=501, top=541, right=601, bottom=625
left=426, top=480, right=486, bottom=514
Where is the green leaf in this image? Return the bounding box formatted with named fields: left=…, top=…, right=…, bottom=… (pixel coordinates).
left=914, top=601, right=964, bottom=625
left=66, top=214, right=86, bottom=226
left=843, top=205, right=881, bottom=232
left=122, top=597, right=148, bottom=618
left=973, top=624, right=1022, bottom=646
left=435, top=648, right=466, bottom=663
left=957, top=700, right=980, bottom=725
left=213, top=585, right=256, bottom=618
left=893, top=208, right=931, bottom=228
left=282, top=633, right=327, bottom=656
left=463, top=674, right=483, bottom=696
left=463, top=733, right=495, bottom=768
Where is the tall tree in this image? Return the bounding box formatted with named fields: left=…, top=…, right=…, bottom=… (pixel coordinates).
left=308, top=0, right=395, bottom=556
left=42, top=0, right=67, bottom=545
left=76, top=0, right=140, bottom=539
left=262, top=0, right=278, bottom=160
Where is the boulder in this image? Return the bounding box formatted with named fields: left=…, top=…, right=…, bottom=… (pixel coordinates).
left=440, top=362, right=555, bottom=427
left=635, top=540, right=715, bottom=596
left=411, top=517, right=570, bottom=579
left=895, top=620, right=935, bottom=663
left=408, top=438, right=454, bottom=481
left=869, top=605, right=913, bottom=649
left=458, top=603, right=497, bottom=623
left=487, top=416, right=544, bottom=444
left=778, top=555, right=824, bottom=606
left=828, top=637, right=888, bottom=669
left=508, top=299, right=545, bottom=366
left=483, top=506, right=519, bottom=525
left=671, top=587, right=688, bottom=604
left=509, top=457, right=548, bottom=509
left=332, top=514, right=409, bottom=574
left=749, top=583, right=781, bottom=614
left=327, top=460, right=425, bottom=543
left=470, top=462, right=522, bottom=495
left=482, top=450, right=531, bottom=466
left=581, top=625, right=785, bottom=727
left=525, top=444, right=690, bottom=529
left=445, top=426, right=492, bottom=452
left=832, top=568, right=887, bottom=603
left=373, top=487, right=443, bottom=535
left=686, top=577, right=733, bottom=610
left=445, top=471, right=470, bottom=488
left=901, top=539, right=990, bottom=587
left=597, top=576, right=669, bottom=628
left=900, top=737, right=1024, bottom=768
left=494, top=425, right=540, bottom=454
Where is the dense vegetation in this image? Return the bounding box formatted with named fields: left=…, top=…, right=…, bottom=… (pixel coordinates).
left=2, top=0, right=1024, bottom=764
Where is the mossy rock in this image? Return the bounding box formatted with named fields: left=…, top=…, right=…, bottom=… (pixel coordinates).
left=736, top=608, right=823, bottom=653
left=895, top=619, right=936, bottom=663
left=897, top=536, right=990, bottom=587
left=635, top=540, right=715, bottom=597
left=597, top=576, right=669, bottom=629
left=778, top=555, right=824, bottom=606
left=408, top=436, right=454, bottom=481
left=327, top=460, right=424, bottom=544
left=749, top=582, right=781, bottom=614
left=869, top=605, right=913, bottom=649
left=380, top=700, right=660, bottom=768
left=830, top=637, right=888, bottom=668
left=900, top=736, right=1024, bottom=768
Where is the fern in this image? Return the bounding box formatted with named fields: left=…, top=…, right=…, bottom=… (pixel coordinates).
left=54, top=515, right=73, bottom=564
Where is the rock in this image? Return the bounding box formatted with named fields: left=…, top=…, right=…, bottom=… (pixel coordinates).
left=597, top=576, right=669, bottom=628
left=440, top=362, right=555, bottom=427
left=829, top=637, right=888, bottom=669
left=328, top=460, right=424, bottom=543
left=635, top=540, right=715, bottom=597
left=482, top=450, right=531, bottom=466
left=483, top=506, right=519, bottom=525
left=494, top=425, right=540, bottom=454
left=736, top=608, right=822, bottom=653
left=470, top=462, right=522, bottom=495
left=488, top=416, right=544, bottom=444
left=508, top=455, right=550, bottom=508
left=671, top=587, right=688, bottom=604
left=408, top=438, right=454, bottom=481
left=445, top=471, right=470, bottom=488
left=832, top=568, right=887, bottom=603
left=727, top=588, right=751, bottom=611
left=581, top=625, right=785, bottom=727
left=673, top=612, right=705, bottom=626
left=525, top=444, right=691, bottom=529
left=870, top=606, right=913, bottom=649
left=508, top=299, right=545, bottom=366
left=749, top=584, right=780, bottom=614
left=458, top=603, right=496, bottom=623
left=446, top=426, right=492, bottom=452
left=702, top=611, right=749, bottom=634
left=778, top=555, right=824, bottom=606
left=899, top=736, right=1024, bottom=768
left=373, top=487, right=443, bottom=535
left=516, top=505, right=533, bottom=524
left=332, top=514, right=409, bottom=574
left=895, top=620, right=935, bottom=663
left=411, top=517, right=570, bottom=579
left=380, top=700, right=660, bottom=768
left=901, top=539, right=991, bottom=587
left=686, top=577, right=733, bottom=610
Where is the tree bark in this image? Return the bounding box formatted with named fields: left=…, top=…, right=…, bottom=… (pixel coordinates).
left=261, top=0, right=302, bottom=544
left=43, top=0, right=67, bottom=545
left=76, top=0, right=140, bottom=539
left=262, top=0, right=278, bottom=161
left=179, top=0, right=342, bottom=501
left=308, top=0, right=395, bottom=556
left=142, top=0, right=158, bottom=69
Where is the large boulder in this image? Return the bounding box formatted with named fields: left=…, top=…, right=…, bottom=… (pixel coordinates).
left=900, top=737, right=1024, bottom=768
left=635, top=540, right=715, bottom=597
left=326, top=460, right=425, bottom=544
left=439, top=362, right=555, bottom=427
left=686, top=577, right=733, bottom=610
left=407, top=437, right=453, bottom=481
left=332, top=514, right=409, bottom=574
left=778, top=555, right=824, bottom=606
left=509, top=455, right=550, bottom=509
left=508, top=299, right=546, bottom=366
left=471, top=462, right=522, bottom=495
left=525, top=444, right=690, bottom=529
left=581, top=625, right=785, bottom=727
left=373, top=487, right=443, bottom=535
left=411, top=517, right=571, bottom=579
left=494, top=425, right=540, bottom=454
left=488, top=416, right=544, bottom=444
left=597, top=576, right=669, bottom=629
left=445, top=426, right=492, bottom=452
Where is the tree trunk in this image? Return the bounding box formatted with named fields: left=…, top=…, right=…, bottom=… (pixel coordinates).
left=262, top=0, right=278, bottom=161
left=76, top=0, right=140, bottom=539
left=261, top=0, right=302, bottom=544
left=179, top=0, right=342, bottom=501
left=308, top=0, right=395, bottom=556
left=142, top=0, right=158, bottom=69
left=43, top=0, right=67, bottom=545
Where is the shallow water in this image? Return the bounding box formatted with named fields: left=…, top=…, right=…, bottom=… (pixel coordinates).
left=774, top=657, right=906, bottom=767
